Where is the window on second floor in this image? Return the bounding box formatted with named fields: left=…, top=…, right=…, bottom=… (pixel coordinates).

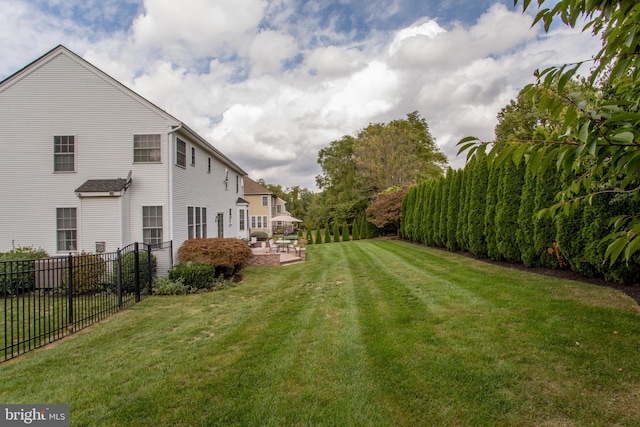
left=191, top=147, right=196, bottom=166
left=133, top=134, right=161, bottom=163
left=176, top=139, right=186, bottom=168
left=207, top=157, right=211, bottom=174
left=54, top=136, right=75, bottom=172
left=262, top=196, right=268, bottom=206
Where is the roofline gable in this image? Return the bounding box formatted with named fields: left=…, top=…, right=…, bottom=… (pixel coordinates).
left=0, top=44, right=248, bottom=176
left=0, top=45, right=179, bottom=125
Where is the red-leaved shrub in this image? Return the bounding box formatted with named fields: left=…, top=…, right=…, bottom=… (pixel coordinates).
left=177, top=238, right=253, bottom=276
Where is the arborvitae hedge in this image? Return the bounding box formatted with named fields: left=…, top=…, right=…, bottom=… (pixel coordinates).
left=399, top=146, right=640, bottom=286
left=333, top=222, right=341, bottom=242
left=315, top=227, right=323, bottom=244
left=446, top=169, right=462, bottom=251
left=517, top=159, right=538, bottom=266
left=467, top=151, right=489, bottom=257
left=324, top=223, right=332, bottom=244
left=495, top=157, right=524, bottom=262
left=484, top=162, right=500, bottom=260
left=342, top=222, right=350, bottom=242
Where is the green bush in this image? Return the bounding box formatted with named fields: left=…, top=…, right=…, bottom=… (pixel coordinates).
left=153, top=276, right=193, bottom=295
left=0, top=246, right=48, bottom=294
left=250, top=231, right=269, bottom=242
left=169, top=262, right=215, bottom=289
left=62, top=253, right=107, bottom=294
left=119, top=249, right=158, bottom=293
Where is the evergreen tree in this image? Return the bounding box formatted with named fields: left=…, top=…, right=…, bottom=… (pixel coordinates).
left=467, top=151, right=489, bottom=257
left=352, top=219, right=360, bottom=240
left=436, top=175, right=449, bottom=247
left=360, top=217, right=368, bottom=239
left=456, top=167, right=471, bottom=251
left=485, top=162, right=501, bottom=260
left=315, top=227, right=323, bottom=245
left=495, top=154, right=525, bottom=262
left=516, top=158, right=537, bottom=266
left=446, top=169, right=462, bottom=251
left=342, top=222, right=350, bottom=242
left=333, top=222, right=341, bottom=242
left=533, top=164, right=562, bottom=268
left=325, top=223, right=332, bottom=244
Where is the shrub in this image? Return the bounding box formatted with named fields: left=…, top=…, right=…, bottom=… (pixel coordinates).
left=119, top=249, right=158, bottom=293
left=0, top=246, right=48, bottom=294
left=62, top=253, right=107, bottom=294
left=153, top=276, right=193, bottom=295
left=168, top=262, right=215, bottom=289
left=177, top=238, right=253, bottom=277
left=250, top=231, right=269, bottom=242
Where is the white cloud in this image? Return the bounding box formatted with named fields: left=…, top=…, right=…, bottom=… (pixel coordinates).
left=0, top=0, right=603, bottom=189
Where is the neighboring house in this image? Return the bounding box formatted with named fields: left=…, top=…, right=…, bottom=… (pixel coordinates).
left=243, top=177, right=287, bottom=236
left=0, top=45, right=250, bottom=261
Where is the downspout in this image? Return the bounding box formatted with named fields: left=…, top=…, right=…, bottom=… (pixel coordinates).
left=168, top=123, right=183, bottom=257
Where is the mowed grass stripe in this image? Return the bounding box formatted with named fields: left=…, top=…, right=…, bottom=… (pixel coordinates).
left=0, top=240, right=638, bottom=426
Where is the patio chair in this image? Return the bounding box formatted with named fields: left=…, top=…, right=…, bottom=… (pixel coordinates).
left=249, top=236, right=257, bottom=247
left=268, top=239, right=279, bottom=253
left=288, top=240, right=299, bottom=255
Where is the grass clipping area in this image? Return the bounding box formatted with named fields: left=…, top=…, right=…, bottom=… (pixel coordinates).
left=1, top=240, right=639, bottom=426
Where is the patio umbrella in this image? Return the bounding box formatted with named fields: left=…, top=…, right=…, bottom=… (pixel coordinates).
left=270, top=214, right=303, bottom=240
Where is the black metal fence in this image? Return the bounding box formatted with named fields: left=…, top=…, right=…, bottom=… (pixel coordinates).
left=1, top=242, right=169, bottom=362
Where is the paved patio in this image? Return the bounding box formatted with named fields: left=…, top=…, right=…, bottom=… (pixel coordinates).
left=249, top=245, right=305, bottom=266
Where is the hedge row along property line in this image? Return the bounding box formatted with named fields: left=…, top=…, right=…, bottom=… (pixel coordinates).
left=401, top=145, right=640, bottom=285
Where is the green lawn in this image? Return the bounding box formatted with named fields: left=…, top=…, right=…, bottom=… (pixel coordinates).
left=1, top=240, right=639, bottom=426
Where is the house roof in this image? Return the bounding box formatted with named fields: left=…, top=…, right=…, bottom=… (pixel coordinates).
left=1, top=45, right=247, bottom=176
left=244, top=176, right=272, bottom=195
left=236, top=197, right=249, bottom=204
left=75, top=179, right=128, bottom=193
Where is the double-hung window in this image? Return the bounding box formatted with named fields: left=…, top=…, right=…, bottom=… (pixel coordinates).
left=262, top=196, right=268, bottom=207
left=176, top=139, right=186, bottom=168
left=239, top=210, right=245, bottom=231
left=143, top=206, right=163, bottom=245
left=134, top=134, right=161, bottom=163
left=187, top=207, right=207, bottom=239
left=56, top=208, right=77, bottom=251
left=54, top=136, right=75, bottom=172
left=191, top=147, right=196, bottom=166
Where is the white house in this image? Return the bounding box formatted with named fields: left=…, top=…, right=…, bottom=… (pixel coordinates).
left=0, top=45, right=250, bottom=260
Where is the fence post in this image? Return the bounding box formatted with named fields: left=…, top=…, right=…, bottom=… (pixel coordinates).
left=116, top=248, right=123, bottom=309
left=169, top=240, right=174, bottom=269
left=67, top=253, right=74, bottom=329
left=134, top=242, right=140, bottom=303
left=147, top=244, right=152, bottom=296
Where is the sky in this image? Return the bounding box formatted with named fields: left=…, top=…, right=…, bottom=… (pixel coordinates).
left=0, top=0, right=602, bottom=190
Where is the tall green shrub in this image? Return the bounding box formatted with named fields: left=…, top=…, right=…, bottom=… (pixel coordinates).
left=495, top=155, right=525, bottom=262
left=533, top=164, right=562, bottom=268
left=468, top=152, right=489, bottom=257
left=446, top=169, right=462, bottom=251
left=517, top=158, right=538, bottom=267
left=456, top=167, right=471, bottom=251
left=333, top=222, right=341, bottom=242
left=436, top=173, right=450, bottom=247
left=342, top=222, right=350, bottom=241
left=315, top=227, right=323, bottom=244
left=485, top=162, right=501, bottom=260
left=352, top=219, right=360, bottom=240
left=325, top=223, right=332, bottom=243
